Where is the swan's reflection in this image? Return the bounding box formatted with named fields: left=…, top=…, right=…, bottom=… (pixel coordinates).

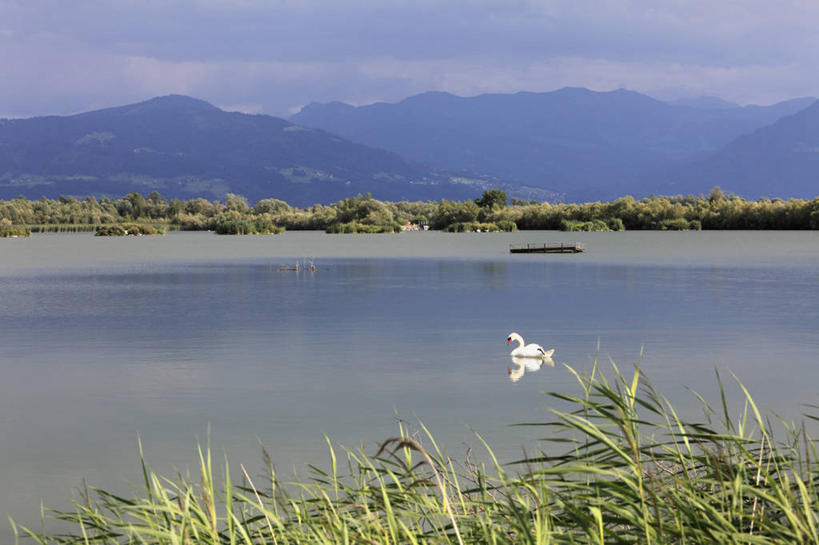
left=507, top=354, right=554, bottom=382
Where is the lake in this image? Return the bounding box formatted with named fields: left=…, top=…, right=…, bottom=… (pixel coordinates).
left=1, top=230, right=818, bottom=537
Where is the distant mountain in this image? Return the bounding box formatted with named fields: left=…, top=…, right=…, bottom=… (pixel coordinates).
left=292, top=88, right=816, bottom=200
left=667, top=96, right=740, bottom=110
left=661, top=99, right=819, bottom=198
left=3, top=91, right=816, bottom=207
left=0, top=95, right=555, bottom=205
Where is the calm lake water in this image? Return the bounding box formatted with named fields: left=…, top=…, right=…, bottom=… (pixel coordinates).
left=1, top=230, right=818, bottom=536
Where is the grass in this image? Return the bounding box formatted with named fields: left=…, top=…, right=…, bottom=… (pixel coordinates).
left=29, top=224, right=106, bottom=233
left=22, top=224, right=177, bottom=234
left=12, top=362, right=819, bottom=544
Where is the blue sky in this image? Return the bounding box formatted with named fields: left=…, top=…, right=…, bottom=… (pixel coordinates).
left=2, top=0, right=818, bottom=118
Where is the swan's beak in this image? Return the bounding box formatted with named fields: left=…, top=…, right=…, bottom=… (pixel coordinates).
left=506, top=338, right=511, bottom=345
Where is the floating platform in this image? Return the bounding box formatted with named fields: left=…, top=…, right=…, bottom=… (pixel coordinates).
left=510, top=242, right=586, bottom=254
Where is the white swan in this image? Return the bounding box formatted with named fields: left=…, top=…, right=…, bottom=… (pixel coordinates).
left=507, top=332, right=555, bottom=358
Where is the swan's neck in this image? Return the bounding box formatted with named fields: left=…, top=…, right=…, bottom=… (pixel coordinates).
left=513, top=336, right=524, bottom=349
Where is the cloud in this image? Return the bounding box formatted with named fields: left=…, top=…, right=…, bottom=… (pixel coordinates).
left=9, top=0, right=819, bottom=66
left=2, top=0, right=819, bottom=117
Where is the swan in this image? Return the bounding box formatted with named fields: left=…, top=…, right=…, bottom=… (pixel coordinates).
left=507, top=332, right=555, bottom=358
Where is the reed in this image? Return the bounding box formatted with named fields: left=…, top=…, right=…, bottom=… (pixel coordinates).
left=27, top=224, right=98, bottom=233
left=24, top=223, right=176, bottom=234
left=326, top=222, right=402, bottom=234
left=13, top=363, right=818, bottom=544
left=214, top=219, right=284, bottom=235
left=658, top=218, right=701, bottom=231
left=95, top=224, right=165, bottom=236
left=0, top=226, right=31, bottom=237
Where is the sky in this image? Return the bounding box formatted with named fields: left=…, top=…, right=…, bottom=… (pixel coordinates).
left=2, top=0, right=819, bottom=119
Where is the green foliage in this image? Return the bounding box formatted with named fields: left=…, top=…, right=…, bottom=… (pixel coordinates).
left=606, top=217, right=626, bottom=231
left=224, top=193, right=251, bottom=213
left=495, top=220, right=518, bottom=232
left=659, top=218, right=693, bottom=230
left=17, top=364, right=819, bottom=544
left=326, top=221, right=401, bottom=234
left=252, top=198, right=292, bottom=215
left=95, top=224, right=164, bottom=236
left=443, top=222, right=502, bottom=232
left=213, top=209, right=284, bottom=234
left=475, top=188, right=508, bottom=210
left=432, top=199, right=480, bottom=229
left=1, top=188, right=817, bottom=236
left=809, top=209, right=819, bottom=229
left=510, top=191, right=819, bottom=231
left=561, top=219, right=610, bottom=232
left=0, top=226, right=31, bottom=237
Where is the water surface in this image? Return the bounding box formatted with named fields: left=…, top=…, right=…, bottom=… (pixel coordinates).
left=1, top=230, right=817, bottom=536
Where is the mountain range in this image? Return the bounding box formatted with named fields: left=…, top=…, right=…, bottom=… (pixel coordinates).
left=0, top=95, right=547, bottom=206
left=293, top=88, right=818, bottom=201
left=663, top=100, right=819, bottom=198
left=1, top=88, right=818, bottom=205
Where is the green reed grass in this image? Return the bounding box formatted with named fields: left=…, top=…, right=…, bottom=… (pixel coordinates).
left=0, top=226, right=31, bottom=237
left=12, top=362, right=818, bottom=544
left=28, top=224, right=101, bottom=233
left=25, top=224, right=177, bottom=234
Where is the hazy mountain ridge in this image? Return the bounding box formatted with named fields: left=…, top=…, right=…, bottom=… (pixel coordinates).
left=662, top=100, right=819, bottom=198
left=293, top=88, right=818, bottom=200
left=0, top=95, right=557, bottom=205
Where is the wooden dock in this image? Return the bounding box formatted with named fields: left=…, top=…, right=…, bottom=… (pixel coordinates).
left=510, top=242, right=586, bottom=254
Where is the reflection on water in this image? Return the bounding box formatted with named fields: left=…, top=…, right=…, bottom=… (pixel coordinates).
left=507, top=354, right=555, bottom=382
left=1, top=231, right=818, bottom=539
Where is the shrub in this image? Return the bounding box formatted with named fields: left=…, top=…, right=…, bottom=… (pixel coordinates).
left=606, top=217, right=626, bottom=231
left=0, top=226, right=31, bottom=237
left=443, top=222, right=501, bottom=232
left=214, top=219, right=284, bottom=235
left=561, top=219, right=610, bottom=232
left=495, top=220, right=518, bottom=232
left=173, top=213, right=209, bottom=231
left=95, top=224, right=164, bottom=236
left=659, top=218, right=693, bottom=230
left=326, top=222, right=401, bottom=234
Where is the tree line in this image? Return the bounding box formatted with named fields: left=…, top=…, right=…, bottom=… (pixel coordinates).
left=1, top=187, right=817, bottom=235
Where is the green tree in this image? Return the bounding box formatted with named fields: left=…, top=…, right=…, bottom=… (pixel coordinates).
left=225, top=193, right=250, bottom=213
left=475, top=189, right=507, bottom=210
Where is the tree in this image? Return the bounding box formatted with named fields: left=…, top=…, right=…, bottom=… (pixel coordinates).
left=475, top=189, right=508, bottom=210
left=708, top=186, right=725, bottom=205
left=225, top=193, right=250, bottom=213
